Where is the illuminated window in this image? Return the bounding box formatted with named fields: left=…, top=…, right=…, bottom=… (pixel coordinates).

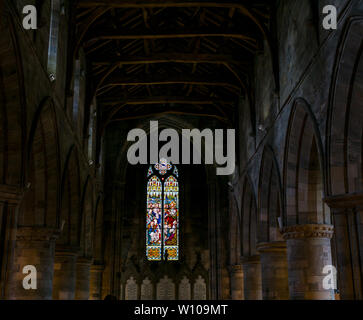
left=146, top=159, right=179, bottom=261
left=47, top=0, right=61, bottom=80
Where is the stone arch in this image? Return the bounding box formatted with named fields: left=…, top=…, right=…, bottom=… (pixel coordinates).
left=79, top=176, right=94, bottom=259
left=0, top=13, right=26, bottom=186
left=18, top=97, right=60, bottom=228
left=327, top=17, right=363, bottom=196
left=325, top=17, right=363, bottom=300
left=124, top=276, right=138, bottom=300
left=156, top=275, right=175, bottom=300
left=58, top=146, right=82, bottom=248
left=283, top=98, right=329, bottom=226
left=241, top=175, right=258, bottom=257
left=108, top=115, right=215, bottom=298
left=140, top=276, right=154, bottom=300
left=193, top=275, right=207, bottom=300
left=178, top=275, right=191, bottom=300
left=93, top=195, right=104, bottom=264
left=228, top=194, right=241, bottom=265
left=257, top=145, right=283, bottom=243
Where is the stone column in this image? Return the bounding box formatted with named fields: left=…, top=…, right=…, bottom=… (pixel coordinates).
left=5, top=227, right=59, bottom=300
left=241, top=255, right=262, bottom=300
left=75, top=257, right=92, bottom=300
left=0, top=184, right=23, bottom=299
left=52, top=246, right=78, bottom=300
left=325, top=193, right=363, bottom=300
left=282, top=224, right=335, bottom=300
left=89, top=264, right=104, bottom=300
left=230, top=264, right=244, bottom=300
left=257, top=241, right=289, bottom=300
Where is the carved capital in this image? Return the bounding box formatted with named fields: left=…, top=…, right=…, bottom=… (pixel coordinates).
left=282, top=224, right=334, bottom=240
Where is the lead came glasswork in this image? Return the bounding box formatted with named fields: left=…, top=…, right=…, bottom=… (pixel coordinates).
left=146, top=159, right=179, bottom=261
left=163, top=176, right=179, bottom=260
left=146, top=175, right=162, bottom=260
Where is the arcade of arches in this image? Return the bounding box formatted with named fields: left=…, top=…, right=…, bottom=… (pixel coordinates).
left=0, top=0, right=362, bottom=300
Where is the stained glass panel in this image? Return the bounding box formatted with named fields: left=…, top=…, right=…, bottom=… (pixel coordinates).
left=155, top=158, right=172, bottom=175
left=146, top=160, right=179, bottom=261
left=173, top=166, right=179, bottom=177
left=147, top=166, right=153, bottom=177
left=163, top=176, right=179, bottom=260
left=146, top=175, right=162, bottom=260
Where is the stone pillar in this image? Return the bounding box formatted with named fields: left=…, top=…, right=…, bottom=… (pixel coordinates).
left=325, top=193, right=363, bottom=300
left=241, top=255, right=262, bottom=300
left=89, top=264, right=104, bottom=300
left=257, top=241, right=289, bottom=300
left=52, top=246, right=78, bottom=300
left=230, top=264, right=244, bottom=300
left=282, top=224, right=335, bottom=300
left=75, top=257, right=92, bottom=300
left=5, top=227, right=58, bottom=300
left=0, top=184, right=23, bottom=299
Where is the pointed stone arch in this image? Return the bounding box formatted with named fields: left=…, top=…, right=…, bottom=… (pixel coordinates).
left=0, top=13, right=26, bottom=186
left=80, top=176, right=94, bottom=259
left=325, top=17, right=363, bottom=300
left=257, top=145, right=283, bottom=243
left=240, top=175, right=258, bottom=257
left=58, top=146, right=82, bottom=247
left=283, top=98, right=328, bottom=226
left=93, top=194, right=104, bottom=264
left=327, top=17, right=363, bottom=196
left=19, top=97, right=60, bottom=228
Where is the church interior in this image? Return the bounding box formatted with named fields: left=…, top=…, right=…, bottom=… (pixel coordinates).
left=0, top=0, right=363, bottom=300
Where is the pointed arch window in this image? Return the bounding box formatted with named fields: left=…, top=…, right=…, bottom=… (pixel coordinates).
left=146, top=159, right=179, bottom=261
left=47, top=0, right=61, bottom=80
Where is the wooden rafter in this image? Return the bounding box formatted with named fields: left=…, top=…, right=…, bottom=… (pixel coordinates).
left=98, top=96, right=236, bottom=106
left=91, top=53, right=247, bottom=66
left=110, top=111, right=230, bottom=124
left=96, top=74, right=241, bottom=92
left=85, top=29, right=258, bottom=43
left=74, top=0, right=271, bottom=129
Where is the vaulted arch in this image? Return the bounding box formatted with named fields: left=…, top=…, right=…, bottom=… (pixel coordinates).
left=325, top=17, right=363, bottom=300
left=257, top=146, right=283, bottom=243
left=283, top=99, right=329, bottom=226
left=80, top=176, right=94, bottom=259
left=327, top=17, right=363, bottom=196
left=58, top=146, right=82, bottom=247
left=0, top=14, right=26, bottom=186
left=93, top=194, right=104, bottom=264
left=18, top=98, right=60, bottom=228
left=240, top=175, right=257, bottom=257
left=228, top=190, right=241, bottom=266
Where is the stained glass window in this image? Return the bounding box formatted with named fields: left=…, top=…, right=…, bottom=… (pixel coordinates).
left=146, top=159, right=179, bottom=261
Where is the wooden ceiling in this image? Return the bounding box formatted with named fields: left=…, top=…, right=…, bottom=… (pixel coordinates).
left=74, top=1, right=273, bottom=128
